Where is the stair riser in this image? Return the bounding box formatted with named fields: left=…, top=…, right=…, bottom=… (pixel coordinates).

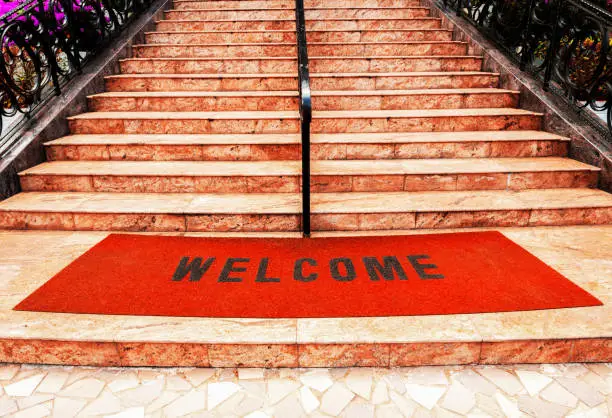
left=20, top=170, right=596, bottom=193
left=146, top=32, right=296, bottom=44
left=174, top=0, right=296, bottom=9
left=88, top=93, right=517, bottom=112
left=88, top=96, right=299, bottom=112
left=155, top=19, right=440, bottom=31
left=308, top=30, right=453, bottom=42
left=45, top=140, right=568, bottom=162
left=312, top=115, right=541, bottom=133
left=132, top=43, right=467, bottom=58
left=145, top=31, right=453, bottom=45
left=172, top=0, right=422, bottom=9
left=133, top=45, right=296, bottom=58
left=164, top=9, right=430, bottom=20
left=156, top=20, right=296, bottom=31
left=105, top=74, right=499, bottom=92
left=2, top=207, right=610, bottom=232
left=119, top=58, right=297, bottom=74
left=119, top=57, right=483, bottom=75
left=310, top=208, right=612, bottom=230
left=310, top=57, right=483, bottom=73
left=0, top=212, right=301, bottom=232
left=306, top=19, right=441, bottom=30
left=69, top=118, right=300, bottom=134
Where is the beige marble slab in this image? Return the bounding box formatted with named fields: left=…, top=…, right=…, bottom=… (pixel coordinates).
left=67, top=111, right=300, bottom=120
left=47, top=133, right=302, bottom=145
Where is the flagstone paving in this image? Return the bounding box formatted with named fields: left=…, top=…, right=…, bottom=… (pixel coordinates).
left=0, top=363, right=610, bottom=417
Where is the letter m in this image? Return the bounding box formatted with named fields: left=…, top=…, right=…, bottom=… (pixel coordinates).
left=363, top=256, right=408, bottom=281
left=171, top=257, right=215, bottom=282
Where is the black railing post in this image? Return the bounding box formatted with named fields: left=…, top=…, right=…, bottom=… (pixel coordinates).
left=294, top=0, right=312, bottom=237
left=519, top=0, right=537, bottom=71
left=543, top=0, right=564, bottom=91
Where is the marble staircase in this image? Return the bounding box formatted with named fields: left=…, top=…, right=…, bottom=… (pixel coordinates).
left=0, top=0, right=611, bottom=232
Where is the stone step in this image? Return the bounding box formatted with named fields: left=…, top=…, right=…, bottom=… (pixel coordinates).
left=132, top=42, right=468, bottom=58
left=144, top=29, right=454, bottom=44
left=309, top=56, right=483, bottom=73
left=67, top=109, right=540, bottom=134
left=1, top=188, right=611, bottom=231
left=119, top=56, right=482, bottom=74
left=310, top=108, right=541, bottom=133
left=18, top=157, right=597, bottom=193
left=105, top=72, right=500, bottom=92
left=68, top=111, right=300, bottom=134
left=172, top=0, right=422, bottom=9
left=155, top=17, right=441, bottom=31
left=44, top=131, right=569, bottom=161
left=87, top=89, right=518, bottom=112
left=164, top=7, right=431, bottom=20
left=310, top=188, right=612, bottom=230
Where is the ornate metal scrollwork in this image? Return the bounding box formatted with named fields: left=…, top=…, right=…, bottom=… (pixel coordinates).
left=0, top=0, right=151, bottom=156
left=439, top=0, right=612, bottom=138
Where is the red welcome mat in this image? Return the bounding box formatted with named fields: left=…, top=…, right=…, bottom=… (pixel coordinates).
left=15, top=232, right=602, bottom=318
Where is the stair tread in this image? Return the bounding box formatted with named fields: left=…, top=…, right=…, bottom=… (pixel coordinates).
left=121, top=55, right=481, bottom=61
left=157, top=17, right=440, bottom=22
left=68, top=108, right=537, bottom=119
left=135, top=41, right=465, bottom=46
left=20, top=158, right=598, bottom=176
left=91, top=89, right=517, bottom=98
left=2, top=189, right=611, bottom=214
left=106, top=71, right=500, bottom=79
left=145, top=29, right=453, bottom=33
left=46, top=131, right=567, bottom=146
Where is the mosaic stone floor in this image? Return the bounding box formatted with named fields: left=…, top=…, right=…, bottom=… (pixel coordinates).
left=0, top=363, right=610, bottom=417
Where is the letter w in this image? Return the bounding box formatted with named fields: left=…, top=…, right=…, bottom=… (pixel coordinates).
left=363, top=256, right=408, bottom=281
left=172, top=257, right=215, bottom=282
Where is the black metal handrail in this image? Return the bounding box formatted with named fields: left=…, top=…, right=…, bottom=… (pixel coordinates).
left=440, top=0, right=612, bottom=140
left=295, top=0, right=312, bottom=237
left=0, top=0, right=152, bottom=157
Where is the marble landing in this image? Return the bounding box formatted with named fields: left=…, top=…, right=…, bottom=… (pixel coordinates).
left=0, top=225, right=610, bottom=367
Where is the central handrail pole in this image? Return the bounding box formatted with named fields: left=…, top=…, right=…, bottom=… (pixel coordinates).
left=295, top=0, right=312, bottom=237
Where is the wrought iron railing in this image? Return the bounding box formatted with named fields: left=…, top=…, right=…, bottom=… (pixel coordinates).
left=295, top=0, right=311, bottom=237
left=0, top=0, right=152, bottom=157
left=439, top=0, right=612, bottom=139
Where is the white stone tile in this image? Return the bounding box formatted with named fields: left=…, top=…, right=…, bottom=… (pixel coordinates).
left=404, top=383, right=446, bottom=410
left=239, top=369, right=265, bottom=381
left=344, top=402, right=375, bottom=418
left=299, top=386, right=320, bottom=413
left=36, top=371, right=70, bottom=394
left=320, top=382, right=355, bottom=416
left=556, top=377, right=606, bottom=408
left=494, top=392, right=521, bottom=418
left=0, top=397, right=18, bottom=416
left=184, top=369, right=215, bottom=387
left=300, top=369, right=333, bottom=393
left=375, top=404, right=404, bottom=418
left=517, top=395, right=569, bottom=418
left=267, top=379, right=301, bottom=405
left=208, top=382, right=240, bottom=410
left=389, top=390, right=417, bottom=417
left=4, top=374, right=45, bottom=397
left=235, top=394, right=264, bottom=416
left=245, top=411, right=270, bottom=418
left=273, top=393, right=307, bottom=418
left=454, top=370, right=497, bottom=395
left=80, top=390, right=122, bottom=416
left=166, top=375, right=192, bottom=391
left=145, top=391, right=182, bottom=414
left=371, top=380, right=389, bottom=405
left=515, top=371, right=552, bottom=396
left=441, top=382, right=476, bottom=414
left=404, top=367, right=449, bottom=385
left=108, top=373, right=140, bottom=393
left=345, top=369, right=373, bottom=401
left=52, top=397, right=87, bottom=418
left=0, top=365, right=20, bottom=381
left=16, top=393, right=53, bottom=410
left=104, top=407, right=145, bottom=418
left=164, top=389, right=207, bottom=417
left=59, top=378, right=105, bottom=399
left=13, top=402, right=52, bottom=418
left=117, top=379, right=164, bottom=407
left=383, top=374, right=406, bottom=394
left=477, top=368, right=524, bottom=396
left=541, top=382, right=579, bottom=408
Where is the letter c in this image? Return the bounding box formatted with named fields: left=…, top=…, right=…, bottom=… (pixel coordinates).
left=294, top=258, right=318, bottom=282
